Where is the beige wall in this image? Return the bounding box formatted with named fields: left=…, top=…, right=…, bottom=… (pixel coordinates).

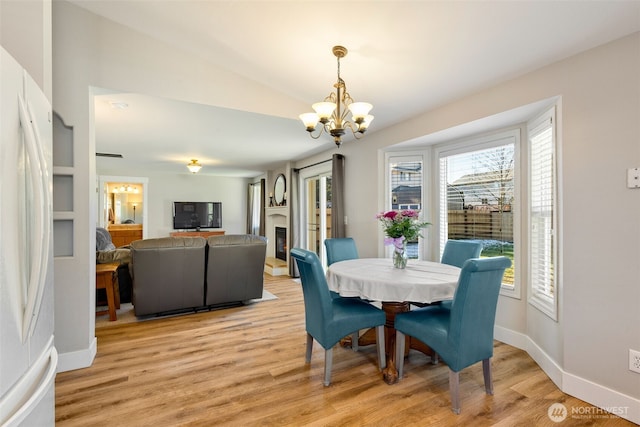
left=0, top=0, right=52, bottom=98
left=297, top=33, right=639, bottom=405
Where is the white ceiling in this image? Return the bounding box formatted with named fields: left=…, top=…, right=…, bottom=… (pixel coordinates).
left=71, top=0, right=640, bottom=177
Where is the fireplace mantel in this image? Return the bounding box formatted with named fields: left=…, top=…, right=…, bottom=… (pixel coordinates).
left=266, top=206, right=288, bottom=217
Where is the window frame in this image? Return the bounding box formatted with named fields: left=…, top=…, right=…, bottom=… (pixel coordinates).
left=527, top=106, right=560, bottom=320
left=383, top=151, right=429, bottom=260
left=434, top=128, right=522, bottom=299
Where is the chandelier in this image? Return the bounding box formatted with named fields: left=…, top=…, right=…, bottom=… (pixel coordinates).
left=299, top=46, right=373, bottom=147
left=187, top=159, right=202, bottom=174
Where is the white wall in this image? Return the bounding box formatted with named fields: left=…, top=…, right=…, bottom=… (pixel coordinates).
left=295, top=33, right=640, bottom=415
left=97, top=170, right=250, bottom=237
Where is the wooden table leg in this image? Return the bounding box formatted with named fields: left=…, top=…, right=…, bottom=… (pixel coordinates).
left=113, top=270, right=121, bottom=309
left=96, top=263, right=120, bottom=321
left=381, top=302, right=410, bottom=384
left=339, top=300, right=436, bottom=385
left=104, top=275, right=117, bottom=321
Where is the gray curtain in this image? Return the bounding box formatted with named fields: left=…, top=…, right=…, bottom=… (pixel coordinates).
left=246, top=179, right=266, bottom=236
left=289, top=169, right=300, bottom=277
left=259, top=178, right=265, bottom=236
left=331, top=154, right=346, bottom=238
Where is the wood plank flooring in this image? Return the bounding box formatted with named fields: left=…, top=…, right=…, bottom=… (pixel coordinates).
left=56, top=275, right=634, bottom=426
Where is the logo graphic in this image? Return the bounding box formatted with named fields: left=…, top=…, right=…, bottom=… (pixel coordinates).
left=548, top=403, right=568, bottom=423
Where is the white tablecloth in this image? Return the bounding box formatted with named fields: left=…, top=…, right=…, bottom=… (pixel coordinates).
left=326, top=258, right=461, bottom=304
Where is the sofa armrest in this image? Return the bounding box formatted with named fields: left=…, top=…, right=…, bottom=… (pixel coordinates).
left=97, top=248, right=131, bottom=265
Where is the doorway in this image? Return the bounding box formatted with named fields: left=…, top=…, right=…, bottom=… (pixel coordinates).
left=97, top=175, right=148, bottom=238
left=301, top=170, right=332, bottom=266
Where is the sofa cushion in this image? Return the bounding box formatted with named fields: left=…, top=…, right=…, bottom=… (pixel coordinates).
left=205, top=234, right=267, bottom=305
left=130, top=236, right=207, bottom=316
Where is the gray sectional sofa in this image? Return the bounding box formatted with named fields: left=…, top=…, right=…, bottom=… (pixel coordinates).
left=130, top=234, right=267, bottom=316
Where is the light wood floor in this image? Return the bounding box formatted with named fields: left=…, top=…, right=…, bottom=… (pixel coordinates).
left=56, top=275, right=634, bottom=426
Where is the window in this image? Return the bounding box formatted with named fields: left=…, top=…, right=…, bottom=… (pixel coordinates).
left=528, top=106, right=558, bottom=320
left=387, top=154, right=424, bottom=259
left=438, top=130, right=519, bottom=296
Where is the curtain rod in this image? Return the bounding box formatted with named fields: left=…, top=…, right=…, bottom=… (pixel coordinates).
left=293, top=154, right=343, bottom=173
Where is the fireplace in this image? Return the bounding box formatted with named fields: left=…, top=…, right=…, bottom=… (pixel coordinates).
left=275, top=227, right=287, bottom=261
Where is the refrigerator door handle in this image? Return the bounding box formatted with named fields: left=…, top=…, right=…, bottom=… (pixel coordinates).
left=17, top=93, right=51, bottom=342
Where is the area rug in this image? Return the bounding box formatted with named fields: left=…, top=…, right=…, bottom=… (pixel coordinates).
left=96, top=289, right=277, bottom=328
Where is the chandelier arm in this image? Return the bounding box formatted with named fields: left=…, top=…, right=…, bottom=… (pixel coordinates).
left=307, top=124, right=328, bottom=140
left=344, top=121, right=365, bottom=139
left=324, top=92, right=337, bottom=103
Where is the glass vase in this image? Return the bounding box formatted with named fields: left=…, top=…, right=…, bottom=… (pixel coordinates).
left=393, top=241, right=408, bottom=269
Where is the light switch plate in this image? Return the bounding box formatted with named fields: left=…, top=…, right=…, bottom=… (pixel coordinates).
left=628, top=168, right=640, bottom=188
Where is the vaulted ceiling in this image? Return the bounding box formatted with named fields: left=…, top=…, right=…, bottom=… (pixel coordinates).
left=69, top=0, right=640, bottom=177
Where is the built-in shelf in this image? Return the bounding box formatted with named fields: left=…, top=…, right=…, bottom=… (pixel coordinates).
left=52, top=113, right=75, bottom=258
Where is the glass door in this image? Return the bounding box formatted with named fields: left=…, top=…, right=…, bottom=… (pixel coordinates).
left=303, top=173, right=332, bottom=265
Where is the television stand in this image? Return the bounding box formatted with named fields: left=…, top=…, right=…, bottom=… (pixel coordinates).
left=170, top=230, right=225, bottom=238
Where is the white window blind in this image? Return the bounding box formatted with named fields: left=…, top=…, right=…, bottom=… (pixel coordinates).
left=528, top=107, right=558, bottom=320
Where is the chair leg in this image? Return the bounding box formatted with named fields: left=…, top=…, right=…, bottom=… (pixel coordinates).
left=395, top=331, right=406, bottom=378
left=449, top=369, right=461, bottom=414
left=483, top=358, right=493, bottom=395
left=376, top=325, right=386, bottom=370
left=305, top=333, right=313, bottom=363
left=432, top=352, right=439, bottom=365
left=323, top=347, right=333, bottom=386
left=352, top=331, right=359, bottom=352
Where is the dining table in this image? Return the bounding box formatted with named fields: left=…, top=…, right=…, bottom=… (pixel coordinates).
left=326, top=257, right=461, bottom=384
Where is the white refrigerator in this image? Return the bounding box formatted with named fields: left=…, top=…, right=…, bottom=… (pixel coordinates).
left=0, top=46, right=57, bottom=426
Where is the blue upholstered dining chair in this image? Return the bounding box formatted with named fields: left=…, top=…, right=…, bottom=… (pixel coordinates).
left=411, top=240, right=483, bottom=309
left=394, top=256, right=511, bottom=414
left=290, top=248, right=386, bottom=386
left=441, top=240, right=483, bottom=268
left=324, top=237, right=359, bottom=266
left=428, top=240, right=484, bottom=310
left=324, top=238, right=359, bottom=299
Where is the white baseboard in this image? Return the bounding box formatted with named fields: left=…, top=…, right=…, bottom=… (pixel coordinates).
left=494, top=326, right=640, bottom=424
left=56, top=337, right=97, bottom=373
left=563, top=370, right=640, bottom=424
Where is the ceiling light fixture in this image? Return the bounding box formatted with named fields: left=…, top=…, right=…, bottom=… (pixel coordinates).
left=299, top=45, right=374, bottom=147
left=187, top=159, right=202, bottom=174
left=113, top=184, right=138, bottom=193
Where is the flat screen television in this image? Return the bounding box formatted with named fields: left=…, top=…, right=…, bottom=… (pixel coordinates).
left=172, top=201, right=222, bottom=229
